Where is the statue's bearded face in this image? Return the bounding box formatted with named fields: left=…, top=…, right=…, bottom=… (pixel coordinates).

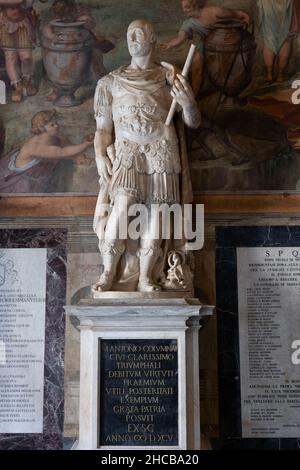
left=127, top=24, right=153, bottom=57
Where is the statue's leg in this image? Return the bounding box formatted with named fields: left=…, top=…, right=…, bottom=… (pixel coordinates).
left=138, top=210, right=162, bottom=292
left=92, top=194, right=134, bottom=292
left=138, top=242, right=162, bottom=292
left=92, top=239, right=125, bottom=292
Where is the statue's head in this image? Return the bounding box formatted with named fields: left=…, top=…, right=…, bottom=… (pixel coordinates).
left=127, top=19, right=156, bottom=58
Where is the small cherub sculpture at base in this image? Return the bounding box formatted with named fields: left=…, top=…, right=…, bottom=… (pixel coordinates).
left=162, top=250, right=194, bottom=293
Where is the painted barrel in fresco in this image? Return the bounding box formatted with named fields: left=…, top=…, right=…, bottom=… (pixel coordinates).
left=204, top=19, right=256, bottom=97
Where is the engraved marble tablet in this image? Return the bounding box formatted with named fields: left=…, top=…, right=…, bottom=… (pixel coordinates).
left=216, top=226, right=300, bottom=450
left=237, top=247, right=300, bottom=438
left=0, top=248, right=46, bottom=433
left=99, top=339, right=178, bottom=447
left=0, top=229, right=67, bottom=450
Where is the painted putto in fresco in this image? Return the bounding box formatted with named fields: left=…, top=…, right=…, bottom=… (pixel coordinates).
left=161, top=0, right=251, bottom=96
left=0, top=0, right=38, bottom=102
left=0, top=0, right=300, bottom=194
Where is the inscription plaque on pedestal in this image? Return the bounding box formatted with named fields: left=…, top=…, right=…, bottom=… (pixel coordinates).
left=99, top=339, right=178, bottom=447
left=67, top=299, right=209, bottom=450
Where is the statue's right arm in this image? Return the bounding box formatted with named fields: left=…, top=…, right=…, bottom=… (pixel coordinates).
left=94, top=120, right=114, bottom=184
left=94, top=76, right=114, bottom=184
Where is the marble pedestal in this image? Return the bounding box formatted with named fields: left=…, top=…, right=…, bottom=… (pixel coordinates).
left=65, top=297, right=213, bottom=450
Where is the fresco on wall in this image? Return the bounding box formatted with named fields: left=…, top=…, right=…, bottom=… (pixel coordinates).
left=0, top=0, right=300, bottom=194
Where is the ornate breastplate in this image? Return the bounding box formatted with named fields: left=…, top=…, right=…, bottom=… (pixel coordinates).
left=113, top=93, right=169, bottom=138
left=117, top=101, right=164, bottom=137
left=111, top=67, right=173, bottom=142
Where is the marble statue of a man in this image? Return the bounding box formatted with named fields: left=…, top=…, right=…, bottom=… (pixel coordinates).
left=92, top=19, right=201, bottom=293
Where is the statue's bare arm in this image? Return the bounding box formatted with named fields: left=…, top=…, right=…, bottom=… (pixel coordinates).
left=94, top=116, right=114, bottom=183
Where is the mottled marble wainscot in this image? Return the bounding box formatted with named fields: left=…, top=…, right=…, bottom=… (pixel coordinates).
left=0, top=229, right=67, bottom=450
left=215, top=226, right=300, bottom=450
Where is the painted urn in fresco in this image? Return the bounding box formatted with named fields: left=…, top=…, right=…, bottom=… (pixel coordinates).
left=204, top=19, right=256, bottom=103
left=42, top=20, right=93, bottom=107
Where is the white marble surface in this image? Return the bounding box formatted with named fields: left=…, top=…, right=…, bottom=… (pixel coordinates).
left=0, top=248, right=47, bottom=434
left=92, top=19, right=200, bottom=294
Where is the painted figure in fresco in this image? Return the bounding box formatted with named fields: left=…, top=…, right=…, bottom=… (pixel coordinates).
left=257, top=0, right=300, bottom=83
left=43, top=0, right=113, bottom=102
left=92, top=19, right=201, bottom=293
left=0, top=109, right=93, bottom=193
left=0, top=0, right=38, bottom=102
left=161, top=0, right=251, bottom=96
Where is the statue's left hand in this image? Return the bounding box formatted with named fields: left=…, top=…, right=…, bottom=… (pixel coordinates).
left=161, top=61, right=179, bottom=86
left=170, top=74, right=195, bottom=109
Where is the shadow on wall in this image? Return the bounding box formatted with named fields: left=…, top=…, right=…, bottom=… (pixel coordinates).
left=70, top=286, right=92, bottom=305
